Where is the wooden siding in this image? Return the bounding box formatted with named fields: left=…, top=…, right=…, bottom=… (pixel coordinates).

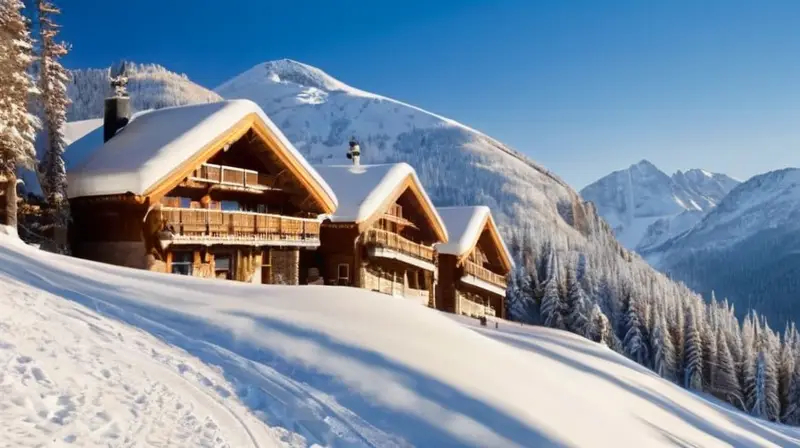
left=436, top=253, right=459, bottom=314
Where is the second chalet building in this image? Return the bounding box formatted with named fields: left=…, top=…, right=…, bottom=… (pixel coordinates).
left=311, top=163, right=448, bottom=304
left=435, top=206, right=514, bottom=318
left=66, top=99, right=337, bottom=284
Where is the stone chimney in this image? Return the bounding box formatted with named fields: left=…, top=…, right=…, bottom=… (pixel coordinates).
left=104, top=61, right=132, bottom=142
left=346, top=137, right=361, bottom=167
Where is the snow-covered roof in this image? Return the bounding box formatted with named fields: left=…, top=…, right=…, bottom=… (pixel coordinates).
left=312, top=163, right=447, bottom=242
left=66, top=100, right=337, bottom=212
left=435, top=206, right=514, bottom=269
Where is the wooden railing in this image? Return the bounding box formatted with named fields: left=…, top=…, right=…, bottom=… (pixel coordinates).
left=190, top=163, right=274, bottom=190
left=463, top=261, right=507, bottom=288
left=160, top=207, right=321, bottom=242
left=364, top=228, right=435, bottom=262
left=458, top=296, right=496, bottom=318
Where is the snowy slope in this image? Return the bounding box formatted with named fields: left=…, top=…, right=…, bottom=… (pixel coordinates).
left=2, top=233, right=800, bottom=447
left=580, top=160, right=739, bottom=251
left=646, top=168, right=800, bottom=324
left=67, top=63, right=222, bottom=121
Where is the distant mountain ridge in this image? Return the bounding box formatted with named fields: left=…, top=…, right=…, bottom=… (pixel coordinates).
left=67, top=63, right=221, bottom=121
left=580, top=160, right=740, bottom=251
left=646, top=167, right=800, bottom=324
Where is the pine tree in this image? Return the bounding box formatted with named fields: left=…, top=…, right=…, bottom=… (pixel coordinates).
left=623, top=293, right=649, bottom=366
left=651, top=304, right=676, bottom=382
left=741, top=313, right=758, bottom=411
left=713, top=324, right=742, bottom=407
left=565, top=266, right=590, bottom=336
left=683, top=304, right=704, bottom=391
left=35, top=0, right=70, bottom=252
left=0, top=0, right=38, bottom=229
left=779, top=324, right=797, bottom=422
left=541, top=273, right=566, bottom=330
left=588, top=303, right=611, bottom=347
left=783, top=330, right=800, bottom=425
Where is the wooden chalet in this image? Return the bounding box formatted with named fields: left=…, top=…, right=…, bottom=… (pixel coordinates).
left=66, top=99, right=338, bottom=284
left=310, top=162, right=448, bottom=304
left=435, top=206, right=513, bottom=318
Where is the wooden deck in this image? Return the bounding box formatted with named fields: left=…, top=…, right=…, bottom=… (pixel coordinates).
left=463, top=261, right=507, bottom=288
left=363, top=228, right=435, bottom=262
left=160, top=206, right=320, bottom=244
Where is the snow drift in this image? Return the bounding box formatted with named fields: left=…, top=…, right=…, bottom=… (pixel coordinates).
left=1, top=234, right=799, bottom=446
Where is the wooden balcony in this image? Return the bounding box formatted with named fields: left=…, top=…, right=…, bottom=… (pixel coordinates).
left=189, top=163, right=275, bottom=191
left=463, top=261, right=507, bottom=288
left=159, top=207, right=321, bottom=246
left=458, top=296, right=496, bottom=318
left=363, top=228, right=435, bottom=263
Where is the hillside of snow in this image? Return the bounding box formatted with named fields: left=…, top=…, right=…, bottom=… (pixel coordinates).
left=2, top=233, right=800, bottom=447
left=67, top=63, right=222, bottom=122
left=645, top=167, right=800, bottom=324
left=580, top=160, right=740, bottom=251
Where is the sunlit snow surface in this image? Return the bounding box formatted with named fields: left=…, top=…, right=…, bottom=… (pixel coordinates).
left=1, top=232, right=799, bottom=447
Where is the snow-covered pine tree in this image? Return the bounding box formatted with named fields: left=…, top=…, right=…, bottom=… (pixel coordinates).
left=588, top=303, right=611, bottom=346
left=779, top=324, right=797, bottom=422
left=713, top=324, right=742, bottom=407
left=741, top=313, right=758, bottom=411
left=35, top=0, right=69, bottom=252
left=669, top=297, right=686, bottom=379
left=703, top=295, right=719, bottom=394
left=784, top=327, right=800, bottom=425
left=650, top=303, right=676, bottom=382
left=763, top=320, right=781, bottom=421
left=540, top=269, right=566, bottom=330
left=565, top=264, right=590, bottom=336
left=0, top=0, right=38, bottom=229
left=623, top=292, right=650, bottom=366
left=683, top=303, right=704, bottom=391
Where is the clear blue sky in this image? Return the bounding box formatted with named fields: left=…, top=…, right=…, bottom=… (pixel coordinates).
left=59, top=0, right=800, bottom=189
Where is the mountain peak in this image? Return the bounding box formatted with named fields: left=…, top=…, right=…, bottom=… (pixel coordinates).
left=632, top=159, right=659, bottom=170
left=257, top=59, right=363, bottom=95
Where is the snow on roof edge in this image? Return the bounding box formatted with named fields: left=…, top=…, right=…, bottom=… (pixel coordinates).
left=313, top=163, right=447, bottom=242
left=436, top=206, right=514, bottom=269
left=66, top=100, right=337, bottom=212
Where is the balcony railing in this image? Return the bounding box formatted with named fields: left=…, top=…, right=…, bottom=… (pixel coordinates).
left=189, top=163, right=274, bottom=190
left=458, top=296, right=496, bottom=318
left=159, top=207, right=321, bottom=244
left=463, top=261, right=507, bottom=288
left=363, top=228, right=435, bottom=262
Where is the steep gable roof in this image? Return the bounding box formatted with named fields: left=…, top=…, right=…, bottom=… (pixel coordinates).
left=436, top=206, right=514, bottom=270
left=313, top=163, right=448, bottom=242
left=66, top=100, right=337, bottom=213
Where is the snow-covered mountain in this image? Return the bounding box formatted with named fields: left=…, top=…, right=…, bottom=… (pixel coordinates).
left=646, top=168, right=800, bottom=324
left=3, top=231, right=799, bottom=447
left=580, top=160, right=740, bottom=251
left=214, top=59, right=601, bottom=237
left=67, top=63, right=221, bottom=121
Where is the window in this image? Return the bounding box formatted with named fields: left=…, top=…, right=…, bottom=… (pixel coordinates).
left=215, top=255, right=232, bottom=280
left=337, top=263, right=350, bottom=285
left=171, top=251, right=193, bottom=275
left=220, top=200, right=239, bottom=211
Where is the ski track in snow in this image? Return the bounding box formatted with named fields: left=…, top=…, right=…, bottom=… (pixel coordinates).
left=0, top=280, right=282, bottom=448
